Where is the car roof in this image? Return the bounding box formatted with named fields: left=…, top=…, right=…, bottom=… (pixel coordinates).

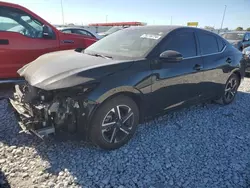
left=0, top=1, right=24, bottom=9
left=126, top=25, right=216, bottom=36
left=224, top=31, right=247, bottom=34
left=128, top=25, right=184, bottom=33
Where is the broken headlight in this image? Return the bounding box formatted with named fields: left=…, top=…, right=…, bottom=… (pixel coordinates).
left=53, top=83, right=98, bottom=96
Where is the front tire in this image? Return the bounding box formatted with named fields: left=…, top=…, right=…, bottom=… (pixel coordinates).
left=89, top=95, right=139, bottom=150
left=215, top=73, right=240, bottom=105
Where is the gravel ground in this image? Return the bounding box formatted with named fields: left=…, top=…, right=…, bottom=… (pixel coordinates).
left=0, top=78, right=250, bottom=188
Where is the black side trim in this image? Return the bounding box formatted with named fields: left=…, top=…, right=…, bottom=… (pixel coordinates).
left=0, top=39, right=9, bottom=45
left=0, top=79, right=25, bottom=84
left=62, top=40, right=74, bottom=44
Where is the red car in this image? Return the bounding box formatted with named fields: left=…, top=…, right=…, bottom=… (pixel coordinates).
left=0, top=1, right=97, bottom=81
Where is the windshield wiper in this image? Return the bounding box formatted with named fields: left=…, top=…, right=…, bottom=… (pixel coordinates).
left=87, top=53, right=113, bottom=59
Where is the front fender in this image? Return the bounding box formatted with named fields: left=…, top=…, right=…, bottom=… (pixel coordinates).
left=81, top=86, right=143, bottom=132
left=88, top=85, right=143, bottom=104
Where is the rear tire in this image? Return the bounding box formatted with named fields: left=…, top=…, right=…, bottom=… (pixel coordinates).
left=214, top=73, right=240, bottom=105
left=89, top=95, right=139, bottom=150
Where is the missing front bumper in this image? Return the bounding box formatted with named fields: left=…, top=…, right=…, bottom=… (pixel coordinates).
left=9, top=83, right=93, bottom=140
left=9, top=89, right=56, bottom=139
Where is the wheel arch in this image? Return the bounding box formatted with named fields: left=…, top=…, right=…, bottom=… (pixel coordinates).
left=231, top=69, right=243, bottom=83
left=93, top=86, right=143, bottom=104
left=87, top=86, right=145, bottom=127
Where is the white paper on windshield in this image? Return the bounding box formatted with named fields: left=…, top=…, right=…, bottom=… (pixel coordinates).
left=140, top=34, right=162, bottom=40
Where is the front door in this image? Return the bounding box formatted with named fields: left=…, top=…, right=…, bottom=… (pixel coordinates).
left=0, top=6, right=59, bottom=79
left=149, top=29, right=204, bottom=115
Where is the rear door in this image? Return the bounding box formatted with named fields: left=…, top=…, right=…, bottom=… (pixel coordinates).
left=149, top=29, right=205, bottom=115
left=0, top=6, right=59, bottom=79
left=59, top=29, right=96, bottom=51
left=58, top=29, right=81, bottom=50
left=197, top=31, right=229, bottom=98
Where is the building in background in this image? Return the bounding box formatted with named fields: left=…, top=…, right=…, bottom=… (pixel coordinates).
left=88, top=22, right=147, bottom=33
left=54, top=22, right=147, bottom=35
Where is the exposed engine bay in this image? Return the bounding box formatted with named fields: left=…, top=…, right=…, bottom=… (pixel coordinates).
left=10, top=82, right=95, bottom=138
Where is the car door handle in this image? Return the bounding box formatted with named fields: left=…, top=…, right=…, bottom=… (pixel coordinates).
left=193, top=64, right=203, bottom=71
left=62, top=40, right=74, bottom=44
left=0, top=39, right=9, bottom=45
left=226, top=58, right=232, bottom=64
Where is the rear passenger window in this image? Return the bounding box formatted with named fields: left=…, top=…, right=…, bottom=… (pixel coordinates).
left=198, top=33, right=219, bottom=55
left=162, top=32, right=197, bottom=58
left=216, top=38, right=225, bottom=51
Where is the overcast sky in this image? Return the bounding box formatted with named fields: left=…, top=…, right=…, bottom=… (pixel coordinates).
left=4, top=0, right=250, bottom=29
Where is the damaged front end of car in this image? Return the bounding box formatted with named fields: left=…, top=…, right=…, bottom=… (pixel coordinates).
left=10, top=82, right=97, bottom=139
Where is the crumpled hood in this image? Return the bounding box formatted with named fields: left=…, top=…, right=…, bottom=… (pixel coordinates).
left=18, top=50, right=132, bottom=90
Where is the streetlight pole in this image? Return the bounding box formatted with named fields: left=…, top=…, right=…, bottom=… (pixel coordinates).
left=220, top=5, right=227, bottom=30
left=61, top=0, right=65, bottom=25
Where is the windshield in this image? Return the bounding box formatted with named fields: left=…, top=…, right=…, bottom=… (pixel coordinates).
left=85, top=28, right=164, bottom=58
left=222, top=33, right=244, bottom=40
left=105, top=26, right=122, bottom=34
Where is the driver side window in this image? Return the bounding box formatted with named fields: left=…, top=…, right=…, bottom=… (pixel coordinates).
left=0, top=6, right=43, bottom=38
left=159, top=31, right=197, bottom=58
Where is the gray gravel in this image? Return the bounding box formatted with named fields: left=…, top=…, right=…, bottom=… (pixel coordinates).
left=1, top=78, right=250, bottom=188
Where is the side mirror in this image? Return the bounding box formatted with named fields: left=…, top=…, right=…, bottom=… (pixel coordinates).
left=42, top=25, right=53, bottom=39
left=159, top=50, right=183, bottom=62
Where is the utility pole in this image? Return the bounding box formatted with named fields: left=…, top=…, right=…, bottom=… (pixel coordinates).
left=61, top=0, right=65, bottom=25
left=220, top=5, right=227, bottom=29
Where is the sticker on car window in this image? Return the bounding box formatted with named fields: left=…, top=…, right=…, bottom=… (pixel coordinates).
left=140, top=34, right=162, bottom=40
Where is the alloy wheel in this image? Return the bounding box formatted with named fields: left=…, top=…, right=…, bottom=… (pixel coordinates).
left=224, top=77, right=239, bottom=103
left=101, top=105, right=134, bottom=143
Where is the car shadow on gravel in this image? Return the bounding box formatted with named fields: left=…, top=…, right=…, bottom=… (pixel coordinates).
left=1, top=90, right=250, bottom=187
left=0, top=84, right=15, bottom=101
left=0, top=170, right=10, bottom=188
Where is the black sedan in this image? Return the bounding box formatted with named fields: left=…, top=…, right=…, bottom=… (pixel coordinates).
left=10, top=26, right=245, bottom=150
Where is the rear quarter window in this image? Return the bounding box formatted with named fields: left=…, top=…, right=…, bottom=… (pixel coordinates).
left=216, top=37, right=226, bottom=52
